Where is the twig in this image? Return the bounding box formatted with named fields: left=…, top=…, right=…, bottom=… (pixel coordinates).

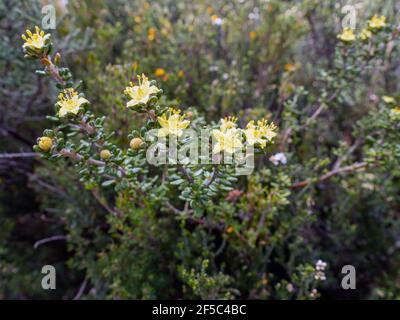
left=59, top=148, right=126, bottom=175
left=34, top=235, right=68, bottom=249
left=290, top=162, right=367, bottom=189
left=332, top=138, right=363, bottom=170
left=91, top=188, right=122, bottom=217
left=0, top=152, right=37, bottom=159
left=41, top=56, right=65, bottom=85
left=73, top=278, right=88, bottom=300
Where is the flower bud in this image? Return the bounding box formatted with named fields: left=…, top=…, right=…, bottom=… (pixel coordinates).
left=54, top=52, right=61, bottom=65
left=38, top=136, right=53, bottom=152
left=100, top=149, right=111, bottom=159
left=130, top=138, right=144, bottom=150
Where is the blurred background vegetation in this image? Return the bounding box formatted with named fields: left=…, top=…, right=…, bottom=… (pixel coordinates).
left=1, top=0, right=400, bottom=299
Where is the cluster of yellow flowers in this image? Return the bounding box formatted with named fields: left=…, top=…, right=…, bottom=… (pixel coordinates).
left=213, top=116, right=277, bottom=154
left=56, top=88, right=89, bottom=117
left=337, top=14, right=386, bottom=43
left=122, top=74, right=277, bottom=152
left=124, top=74, right=160, bottom=108
left=36, top=67, right=277, bottom=157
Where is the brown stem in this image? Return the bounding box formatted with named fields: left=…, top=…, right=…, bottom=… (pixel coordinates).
left=290, top=162, right=367, bottom=189
left=40, top=56, right=65, bottom=85
left=58, top=148, right=126, bottom=174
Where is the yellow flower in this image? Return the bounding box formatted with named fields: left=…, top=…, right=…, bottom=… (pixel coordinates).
left=207, top=6, right=214, bottom=15
left=100, top=149, right=111, bottom=160
left=337, top=28, right=356, bottom=42
left=178, top=70, right=185, bottom=78
left=157, top=109, right=190, bottom=137
left=359, top=28, right=372, bottom=41
left=258, top=119, right=277, bottom=141
left=155, top=68, right=166, bottom=77
left=284, top=62, right=300, bottom=73
left=211, top=15, right=219, bottom=22
left=243, top=122, right=265, bottom=147
left=161, top=28, right=169, bottom=36
left=56, top=88, right=89, bottom=117
left=124, top=74, right=160, bottom=108
left=38, top=136, right=53, bottom=152
left=148, top=27, right=156, bottom=41
left=220, top=116, right=238, bottom=132
left=368, top=15, right=387, bottom=31
left=257, top=119, right=277, bottom=141
left=134, top=16, right=142, bottom=23
left=211, top=15, right=222, bottom=25
left=226, top=226, right=234, bottom=234
left=130, top=137, right=144, bottom=150
left=213, top=128, right=243, bottom=154
left=382, top=96, right=395, bottom=104
left=243, top=119, right=277, bottom=148
left=249, top=31, right=257, bottom=40
left=390, top=107, right=400, bottom=120
left=21, top=26, right=49, bottom=50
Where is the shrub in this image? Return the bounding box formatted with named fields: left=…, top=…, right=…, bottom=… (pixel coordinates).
left=1, top=0, right=400, bottom=299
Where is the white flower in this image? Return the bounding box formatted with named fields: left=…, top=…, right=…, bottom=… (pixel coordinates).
left=314, top=260, right=327, bottom=281
left=212, top=17, right=223, bottom=26
left=316, top=259, right=327, bottom=271
left=314, top=271, right=326, bottom=281
left=310, top=288, right=318, bottom=298
left=269, top=152, right=287, bottom=166
left=209, top=65, right=219, bottom=72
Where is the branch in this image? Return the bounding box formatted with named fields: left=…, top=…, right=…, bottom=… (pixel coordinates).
left=41, top=56, right=65, bottom=85
left=59, top=148, right=126, bottom=177
left=0, top=152, right=37, bottom=159
left=34, top=235, right=68, bottom=249
left=280, top=91, right=339, bottom=150
left=290, top=162, right=367, bottom=189
left=73, top=278, right=88, bottom=300
left=91, top=188, right=122, bottom=218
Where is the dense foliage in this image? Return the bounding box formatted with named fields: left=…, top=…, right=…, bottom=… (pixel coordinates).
left=1, top=0, right=400, bottom=299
